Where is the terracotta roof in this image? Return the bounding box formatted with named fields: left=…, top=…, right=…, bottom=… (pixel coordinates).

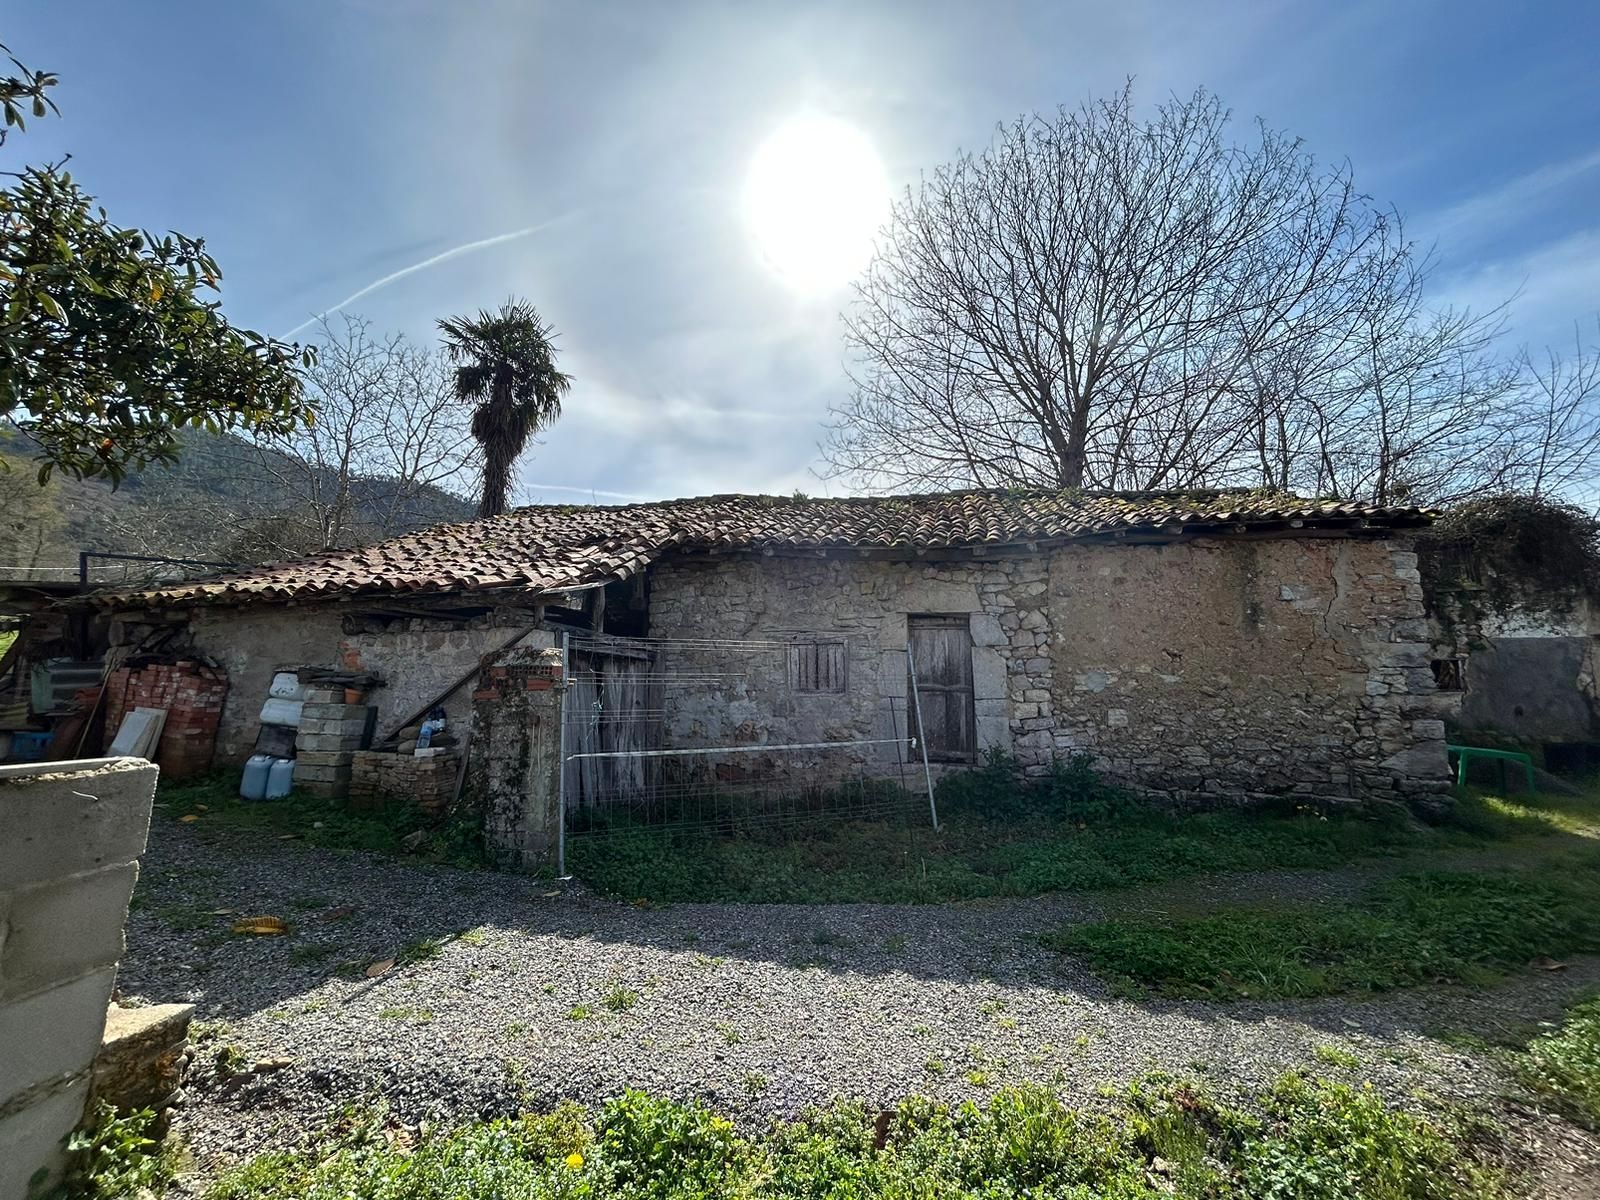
left=98, top=489, right=1432, bottom=608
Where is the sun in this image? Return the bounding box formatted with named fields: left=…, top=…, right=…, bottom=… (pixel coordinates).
left=742, top=115, right=890, bottom=295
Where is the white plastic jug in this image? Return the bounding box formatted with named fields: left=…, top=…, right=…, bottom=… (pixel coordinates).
left=268, top=671, right=307, bottom=700
left=265, top=757, right=295, bottom=799
left=240, top=754, right=275, bottom=801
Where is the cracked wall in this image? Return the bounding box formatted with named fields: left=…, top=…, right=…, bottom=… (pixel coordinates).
left=647, top=536, right=1451, bottom=808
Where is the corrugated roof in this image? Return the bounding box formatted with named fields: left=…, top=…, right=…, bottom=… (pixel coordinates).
left=98, top=488, right=1432, bottom=608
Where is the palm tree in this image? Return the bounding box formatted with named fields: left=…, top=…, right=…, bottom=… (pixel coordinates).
left=438, top=298, right=571, bottom=518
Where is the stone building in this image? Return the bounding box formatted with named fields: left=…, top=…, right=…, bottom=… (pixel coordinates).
left=92, top=489, right=1452, bottom=824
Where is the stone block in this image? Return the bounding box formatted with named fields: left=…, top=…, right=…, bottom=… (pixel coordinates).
left=92, top=1002, right=194, bottom=1113
left=969, top=613, right=1006, bottom=647
left=0, top=969, right=115, bottom=1105
left=0, top=759, right=157, bottom=889
left=972, top=647, right=1007, bottom=701
left=1, top=864, right=137, bottom=1002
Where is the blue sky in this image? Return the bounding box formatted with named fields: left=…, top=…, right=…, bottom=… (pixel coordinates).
left=9, top=0, right=1600, bottom=503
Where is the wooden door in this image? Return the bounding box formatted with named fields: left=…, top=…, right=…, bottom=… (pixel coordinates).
left=907, top=616, right=975, bottom=763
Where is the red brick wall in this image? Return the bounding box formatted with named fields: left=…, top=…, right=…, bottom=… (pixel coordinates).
left=104, top=660, right=229, bottom=780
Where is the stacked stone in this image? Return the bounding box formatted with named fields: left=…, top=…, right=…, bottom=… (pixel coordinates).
left=293, top=686, right=372, bottom=799
left=349, top=749, right=458, bottom=815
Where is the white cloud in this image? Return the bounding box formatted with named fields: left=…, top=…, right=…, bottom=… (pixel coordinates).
left=1437, top=228, right=1600, bottom=349
left=1424, top=147, right=1600, bottom=251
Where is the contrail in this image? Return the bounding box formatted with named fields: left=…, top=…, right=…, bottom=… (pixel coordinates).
left=283, top=218, right=567, bottom=338
left=525, top=483, right=645, bottom=502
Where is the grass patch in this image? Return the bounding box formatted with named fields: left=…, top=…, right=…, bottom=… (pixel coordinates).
left=1050, top=857, right=1600, bottom=999
left=204, top=1075, right=1504, bottom=1200
left=567, top=752, right=1598, bottom=905
left=1513, top=993, right=1600, bottom=1129
left=157, top=773, right=486, bottom=867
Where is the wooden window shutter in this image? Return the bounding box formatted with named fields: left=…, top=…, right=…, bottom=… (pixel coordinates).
left=789, top=639, right=847, bottom=693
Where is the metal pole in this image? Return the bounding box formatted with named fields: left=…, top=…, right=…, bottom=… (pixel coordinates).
left=557, top=630, right=570, bottom=878
left=904, top=641, right=940, bottom=831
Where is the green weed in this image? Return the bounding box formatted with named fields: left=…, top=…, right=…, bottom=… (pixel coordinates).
left=566, top=753, right=1596, bottom=905
left=52, top=1102, right=173, bottom=1200
left=1513, top=993, right=1600, bottom=1128
left=204, top=1074, right=1505, bottom=1200
left=602, top=983, right=640, bottom=1013
left=1051, top=857, right=1600, bottom=999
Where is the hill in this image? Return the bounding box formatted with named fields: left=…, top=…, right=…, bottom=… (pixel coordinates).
left=0, top=428, right=474, bottom=578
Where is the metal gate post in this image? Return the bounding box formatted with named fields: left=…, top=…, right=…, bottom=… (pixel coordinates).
left=557, top=630, right=570, bottom=877
left=905, top=640, right=941, bottom=831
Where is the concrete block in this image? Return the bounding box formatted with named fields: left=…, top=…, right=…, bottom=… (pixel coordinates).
left=0, top=968, right=115, bottom=1105
left=295, top=733, right=363, bottom=754
left=0, top=1074, right=87, bottom=1200
left=0, top=759, right=157, bottom=889
left=1, top=864, right=137, bottom=1001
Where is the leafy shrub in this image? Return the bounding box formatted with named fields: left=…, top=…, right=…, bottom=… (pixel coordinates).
left=595, top=1090, right=745, bottom=1194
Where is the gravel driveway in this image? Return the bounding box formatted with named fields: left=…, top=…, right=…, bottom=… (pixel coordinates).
left=120, top=819, right=1600, bottom=1192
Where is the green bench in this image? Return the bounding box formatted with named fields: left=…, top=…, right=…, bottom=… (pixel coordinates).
left=1447, top=744, right=1535, bottom=792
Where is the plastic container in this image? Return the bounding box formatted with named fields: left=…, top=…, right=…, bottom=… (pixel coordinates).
left=416, top=707, right=447, bottom=751
left=268, top=672, right=307, bottom=700
left=259, top=697, right=305, bottom=727
left=265, top=757, right=295, bottom=799
left=240, top=754, right=275, bottom=800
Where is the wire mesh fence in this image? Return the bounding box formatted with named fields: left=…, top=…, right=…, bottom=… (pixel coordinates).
left=559, top=631, right=935, bottom=845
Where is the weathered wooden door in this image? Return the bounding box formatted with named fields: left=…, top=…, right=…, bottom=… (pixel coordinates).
left=907, top=615, right=975, bottom=763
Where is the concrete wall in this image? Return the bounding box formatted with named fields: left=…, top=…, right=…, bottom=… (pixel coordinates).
left=0, top=758, right=156, bottom=1200
left=647, top=536, right=1451, bottom=807
left=176, top=608, right=538, bottom=763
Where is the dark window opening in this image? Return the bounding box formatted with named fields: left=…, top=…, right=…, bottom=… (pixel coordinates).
left=789, top=639, right=847, bottom=694
left=1430, top=657, right=1466, bottom=691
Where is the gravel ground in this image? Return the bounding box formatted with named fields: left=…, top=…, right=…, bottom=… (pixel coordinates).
left=120, top=819, right=1600, bottom=1194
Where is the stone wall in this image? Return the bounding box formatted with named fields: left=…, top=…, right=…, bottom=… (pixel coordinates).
left=0, top=758, right=156, bottom=1199
left=351, top=749, right=462, bottom=816
left=158, top=608, right=538, bottom=765
left=647, top=536, right=1451, bottom=808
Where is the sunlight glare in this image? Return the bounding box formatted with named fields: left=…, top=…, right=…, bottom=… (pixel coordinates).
left=743, top=115, right=890, bottom=295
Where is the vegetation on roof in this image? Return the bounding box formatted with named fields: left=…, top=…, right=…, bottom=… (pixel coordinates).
left=1420, top=493, right=1600, bottom=609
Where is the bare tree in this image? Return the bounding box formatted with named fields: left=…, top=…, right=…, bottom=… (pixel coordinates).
left=250, top=315, right=478, bottom=553
left=1506, top=318, right=1600, bottom=502
left=826, top=84, right=1582, bottom=506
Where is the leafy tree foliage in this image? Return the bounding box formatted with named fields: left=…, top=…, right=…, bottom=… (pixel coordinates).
left=0, top=42, right=312, bottom=483
left=438, top=298, right=570, bottom=517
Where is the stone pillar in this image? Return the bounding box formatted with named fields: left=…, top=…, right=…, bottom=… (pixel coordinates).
left=0, top=757, right=157, bottom=1199
left=468, top=644, right=563, bottom=871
